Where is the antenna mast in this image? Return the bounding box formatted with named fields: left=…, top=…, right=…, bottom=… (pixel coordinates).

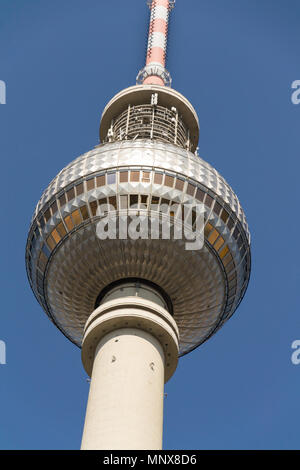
left=137, top=0, right=175, bottom=87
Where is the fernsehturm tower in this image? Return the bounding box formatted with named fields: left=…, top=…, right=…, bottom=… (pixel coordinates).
left=26, top=0, right=251, bottom=449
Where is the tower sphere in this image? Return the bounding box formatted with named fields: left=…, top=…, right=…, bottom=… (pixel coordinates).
left=26, top=84, right=251, bottom=357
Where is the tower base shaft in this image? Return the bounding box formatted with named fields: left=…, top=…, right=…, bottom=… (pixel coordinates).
left=81, top=328, right=165, bottom=450
left=80, top=296, right=179, bottom=450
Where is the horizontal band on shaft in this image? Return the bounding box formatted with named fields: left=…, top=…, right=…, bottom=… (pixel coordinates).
left=146, top=47, right=166, bottom=66
left=150, top=5, right=169, bottom=21
left=143, top=76, right=165, bottom=85
left=147, top=31, right=167, bottom=51
left=149, top=18, right=168, bottom=35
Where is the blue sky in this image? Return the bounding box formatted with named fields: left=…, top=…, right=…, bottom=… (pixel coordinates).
left=0, top=0, right=299, bottom=450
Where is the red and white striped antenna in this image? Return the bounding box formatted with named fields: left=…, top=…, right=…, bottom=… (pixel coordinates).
left=137, top=0, right=175, bottom=87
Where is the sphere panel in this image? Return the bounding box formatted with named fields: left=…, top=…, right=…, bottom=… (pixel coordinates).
left=31, top=141, right=250, bottom=240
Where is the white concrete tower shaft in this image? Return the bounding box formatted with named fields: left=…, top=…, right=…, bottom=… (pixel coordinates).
left=81, top=293, right=179, bottom=450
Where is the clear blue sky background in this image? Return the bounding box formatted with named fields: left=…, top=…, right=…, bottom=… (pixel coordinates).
left=0, top=0, right=299, bottom=450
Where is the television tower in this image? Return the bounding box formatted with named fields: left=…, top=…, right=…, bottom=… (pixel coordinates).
left=26, top=0, right=251, bottom=450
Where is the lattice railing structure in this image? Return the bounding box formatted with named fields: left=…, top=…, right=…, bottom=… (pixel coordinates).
left=107, top=104, right=191, bottom=150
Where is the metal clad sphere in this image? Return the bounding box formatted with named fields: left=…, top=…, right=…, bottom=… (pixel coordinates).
left=26, top=140, right=251, bottom=356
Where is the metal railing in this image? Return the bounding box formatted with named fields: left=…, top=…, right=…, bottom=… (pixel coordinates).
left=106, top=104, right=191, bottom=150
